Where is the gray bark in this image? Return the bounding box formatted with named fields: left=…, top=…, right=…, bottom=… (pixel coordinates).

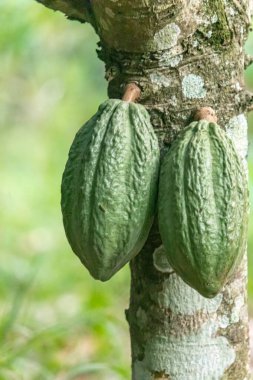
left=36, top=1, right=252, bottom=378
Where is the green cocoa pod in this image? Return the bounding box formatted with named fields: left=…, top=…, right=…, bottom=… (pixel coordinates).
left=158, top=120, right=248, bottom=298
left=61, top=99, right=160, bottom=281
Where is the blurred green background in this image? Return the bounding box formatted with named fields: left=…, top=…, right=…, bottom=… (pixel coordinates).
left=0, top=1, right=252, bottom=379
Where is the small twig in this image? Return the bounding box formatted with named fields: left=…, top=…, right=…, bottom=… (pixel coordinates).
left=122, top=83, right=141, bottom=103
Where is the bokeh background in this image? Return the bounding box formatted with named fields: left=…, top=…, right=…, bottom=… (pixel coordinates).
left=0, top=1, right=252, bottom=379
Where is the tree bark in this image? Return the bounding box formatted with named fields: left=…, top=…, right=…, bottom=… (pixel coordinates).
left=36, top=1, right=252, bottom=378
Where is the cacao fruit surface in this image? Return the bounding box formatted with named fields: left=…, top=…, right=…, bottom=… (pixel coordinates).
left=61, top=99, right=160, bottom=281
left=158, top=120, right=248, bottom=298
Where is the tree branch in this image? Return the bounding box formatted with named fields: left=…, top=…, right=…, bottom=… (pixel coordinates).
left=36, top=0, right=95, bottom=25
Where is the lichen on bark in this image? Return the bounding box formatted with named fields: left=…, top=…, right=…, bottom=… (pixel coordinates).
left=35, top=0, right=252, bottom=378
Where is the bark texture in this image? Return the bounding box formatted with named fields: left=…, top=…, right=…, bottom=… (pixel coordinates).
left=36, top=0, right=252, bottom=378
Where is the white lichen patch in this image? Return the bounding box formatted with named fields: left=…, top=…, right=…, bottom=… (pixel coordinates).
left=150, top=73, right=171, bottom=89
left=230, top=294, right=245, bottom=324
left=205, top=30, right=212, bottom=38
left=154, top=23, right=181, bottom=50
left=160, top=51, right=183, bottom=68
left=168, top=55, right=183, bottom=67
left=225, top=114, right=248, bottom=159
left=170, top=95, right=178, bottom=107
left=233, top=81, right=242, bottom=92
left=144, top=321, right=235, bottom=380
left=229, top=7, right=236, bottom=16
left=219, top=257, right=248, bottom=328
left=218, top=315, right=230, bottom=329
left=218, top=294, right=245, bottom=328
left=153, top=246, right=174, bottom=274
left=211, top=14, right=218, bottom=23
left=159, top=272, right=222, bottom=315
left=227, top=277, right=245, bottom=303
left=182, top=74, right=207, bottom=99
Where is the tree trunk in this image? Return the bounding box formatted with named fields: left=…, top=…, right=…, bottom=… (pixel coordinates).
left=36, top=1, right=252, bottom=378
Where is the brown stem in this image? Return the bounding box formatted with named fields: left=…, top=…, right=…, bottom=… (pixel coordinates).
left=193, top=107, right=218, bottom=123
left=122, top=83, right=141, bottom=102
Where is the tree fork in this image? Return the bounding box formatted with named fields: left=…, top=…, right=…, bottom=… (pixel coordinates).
left=36, top=1, right=252, bottom=378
